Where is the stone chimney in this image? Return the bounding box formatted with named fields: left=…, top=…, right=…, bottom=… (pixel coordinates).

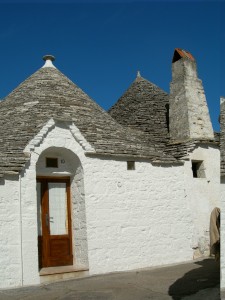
left=169, top=48, right=214, bottom=141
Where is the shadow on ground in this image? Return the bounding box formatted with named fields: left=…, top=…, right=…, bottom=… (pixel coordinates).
left=168, top=259, right=219, bottom=300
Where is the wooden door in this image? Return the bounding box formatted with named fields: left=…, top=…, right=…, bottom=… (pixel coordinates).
left=37, top=177, right=73, bottom=268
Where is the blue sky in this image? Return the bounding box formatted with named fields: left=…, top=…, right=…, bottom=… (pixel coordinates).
left=0, top=0, right=224, bottom=131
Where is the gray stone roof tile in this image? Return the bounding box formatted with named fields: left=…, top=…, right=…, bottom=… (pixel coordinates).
left=108, top=76, right=169, bottom=151
left=0, top=66, right=176, bottom=177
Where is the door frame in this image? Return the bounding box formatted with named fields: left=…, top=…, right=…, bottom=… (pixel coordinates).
left=37, top=176, right=73, bottom=268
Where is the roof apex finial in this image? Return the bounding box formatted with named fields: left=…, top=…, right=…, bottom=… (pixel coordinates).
left=43, top=55, right=55, bottom=62
left=137, top=70, right=141, bottom=78
left=42, top=55, right=56, bottom=68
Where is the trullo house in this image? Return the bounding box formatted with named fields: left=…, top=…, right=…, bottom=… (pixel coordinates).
left=0, top=49, right=220, bottom=288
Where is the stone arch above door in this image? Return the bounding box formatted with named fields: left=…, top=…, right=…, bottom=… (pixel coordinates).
left=36, top=147, right=81, bottom=177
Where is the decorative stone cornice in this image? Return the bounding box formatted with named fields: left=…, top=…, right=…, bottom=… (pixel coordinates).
left=24, top=118, right=56, bottom=154
left=24, top=119, right=95, bottom=155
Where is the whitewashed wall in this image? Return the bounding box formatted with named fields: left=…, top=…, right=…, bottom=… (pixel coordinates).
left=183, top=145, right=220, bottom=258
left=0, top=176, right=21, bottom=288
left=221, top=177, right=225, bottom=289
left=84, top=158, right=193, bottom=274
left=0, top=122, right=220, bottom=289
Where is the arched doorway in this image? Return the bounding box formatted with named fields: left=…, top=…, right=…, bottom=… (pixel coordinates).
left=36, top=147, right=86, bottom=269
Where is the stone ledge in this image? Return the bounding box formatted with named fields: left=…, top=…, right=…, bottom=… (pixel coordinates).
left=39, top=266, right=89, bottom=284
left=40, top=265, right=88, bottom=276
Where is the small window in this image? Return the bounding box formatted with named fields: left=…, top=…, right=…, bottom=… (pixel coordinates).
left=191, top=161, right=205, bottom=178
left=127, top=161, right=135, bottom=170
left=46, top=157, right=58, bottom=168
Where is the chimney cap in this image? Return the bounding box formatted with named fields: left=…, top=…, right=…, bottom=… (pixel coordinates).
left=172, top=48, right=195, bottom=63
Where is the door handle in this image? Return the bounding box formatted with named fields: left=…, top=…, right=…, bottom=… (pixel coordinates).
left=45, top=214, right=49, bottom=227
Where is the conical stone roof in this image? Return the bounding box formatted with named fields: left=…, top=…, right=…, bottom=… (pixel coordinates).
left=109, top=75, right=170, bottom=151
left=0, top=60, right=176, bottom=177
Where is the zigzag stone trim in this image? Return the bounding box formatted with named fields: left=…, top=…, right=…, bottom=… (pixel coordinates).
left=24, top=119, right=56, bottom=154
left=69, top=123, right=95, bottom=152
left=24, top=119, right=95, bottom=155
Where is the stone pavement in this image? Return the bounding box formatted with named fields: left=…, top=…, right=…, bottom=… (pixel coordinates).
left=0, top=258, right=220, bottom=300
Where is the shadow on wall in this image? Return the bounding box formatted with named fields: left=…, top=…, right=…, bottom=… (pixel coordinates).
left=168, top=259, right=219, bottom=300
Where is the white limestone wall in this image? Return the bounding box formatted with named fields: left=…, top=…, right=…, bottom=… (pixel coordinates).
left=221, top=177, right=225, bottom=289
left=20, top=163, right=40, bottom=286
left=0, top=176, right=21, bottom=288
left=2, top=122, right=194, bottom=288
left=183, top=145, right=220, bottom=258
left=0, top=122, right=219, bottom=289
left=84, top=158, right=194, bottom=274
